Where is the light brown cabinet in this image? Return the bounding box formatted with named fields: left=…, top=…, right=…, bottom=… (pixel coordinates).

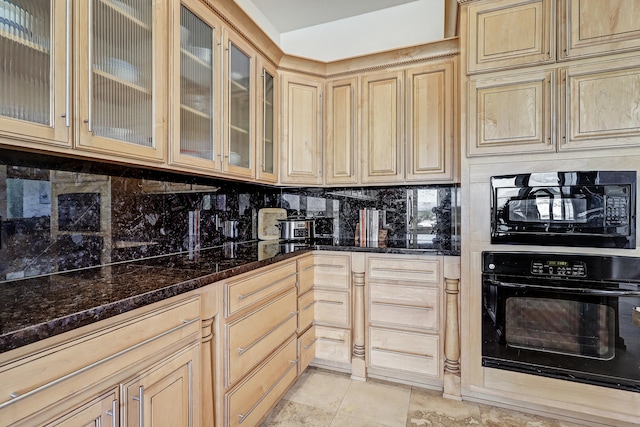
left=406, top=60, right=457, bottom=182
left=365, top=254, right=444, bottom=387
left=170, top=1, right=223, bottom=173
left=280, top=72, right=324, bottom=185
left=361, top=70, right=405, bottom=184
left=0, top=294, right=202, bottom=427
left=466, top=0, right=554, bottom=73
left=559, top=55, right=640, bottom=151
left=467, top=68, right=555, bottom=156
left=256, top=58, right=279, bottom=183
left=560, top=0, right=640, bottom=60
left=325, top=77, right=359, bottom=185
left=75, top=0, right=168, bottom=163
left=0, top=1, right=70, bottom=148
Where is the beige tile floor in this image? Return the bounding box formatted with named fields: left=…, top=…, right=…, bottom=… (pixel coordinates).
left=259, top=367, right=590, bottom=427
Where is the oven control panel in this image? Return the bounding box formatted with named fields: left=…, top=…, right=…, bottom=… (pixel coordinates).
left=530, top=260, right=587, bottom=277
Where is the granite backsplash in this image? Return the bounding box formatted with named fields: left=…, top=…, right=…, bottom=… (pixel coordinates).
left=0, top=150, right=460, bottom=282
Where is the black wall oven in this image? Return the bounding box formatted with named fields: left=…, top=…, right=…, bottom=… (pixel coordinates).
left=491, top=171, right=636, bottom=248
left=482, top=251, right=640, bottom=393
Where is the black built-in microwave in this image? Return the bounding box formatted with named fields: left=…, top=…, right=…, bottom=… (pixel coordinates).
left=490, top=171, right=636, bottom=248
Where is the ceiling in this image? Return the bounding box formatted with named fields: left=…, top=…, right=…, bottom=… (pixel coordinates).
left=239, top=0, right=422, bottom=33
left=233, top=0, right=446, bottom=61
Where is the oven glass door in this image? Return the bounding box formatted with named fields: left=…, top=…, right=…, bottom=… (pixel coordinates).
left=482, top=277, right=640, bottom=392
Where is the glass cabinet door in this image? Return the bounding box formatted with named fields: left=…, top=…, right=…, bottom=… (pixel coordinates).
left=256, top=59, right=277, bottom=183
left=77, top=0, right=166, bottom=162
left=171, top=2, right=220, bottom=171
left=0, top=0, right=69, bottom=146
left=225, top=31, right=254, bottom=177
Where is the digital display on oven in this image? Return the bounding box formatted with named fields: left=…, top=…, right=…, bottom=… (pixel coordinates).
left=531, top=260, right=586, bottom=277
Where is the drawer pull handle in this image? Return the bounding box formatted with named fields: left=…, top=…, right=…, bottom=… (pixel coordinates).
left=317, top=299, right=343, bottom=305
left=106, top=399, right=117, bottom=427
left=371, top=346, right=433, bottom=360
left=303, top=338, right=318, bottom=349
left=318, top=336, right=345, bottom=344
left=133, top=386, right=144, bottom=427
left=302, top=264, right=315, bottom=271
left=371, top=301, right=433, bottom=310
left=238, top=272, right=298, bottom=300
left=371, top=267, right=433, bottom=274
left=315, top=263, right=344, bottom=269
left=238, top=311, right=298, bottom=355
left=303, top=301, right=317, bottom=310
left=239, top=359, right=298, bottom=424
left=9, top=392, right=19, bottom=399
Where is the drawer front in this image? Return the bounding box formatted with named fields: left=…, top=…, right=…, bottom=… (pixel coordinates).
left=297, top=326, right=316, bottom=374
left=225, top=261, right=297, bottom=317
left=226, top=289, right=297, bottom=386
left=0, top=295, right=200, bottom=412
left=313, top=254, right=351, bottom=289
left=226, top=337, right=297, bottom=427
left=297, top=255, right=315, bottom=295
left=297, top=290, right=315, bottom=332
left=369, top=283, right=439, bottom=331
left=314, top=290, right=350, bottom=328
left=367, top=256, right=440, bottom=283
left=314, top=326, right=351, bottom=364
left=369, top=327, right=439, bottom=377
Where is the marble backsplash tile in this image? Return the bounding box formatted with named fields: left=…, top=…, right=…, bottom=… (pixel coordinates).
left=0, top=150, right=459, bottom=282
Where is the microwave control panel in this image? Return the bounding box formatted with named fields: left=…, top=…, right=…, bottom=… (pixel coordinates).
left=530, top=260, right=586, bottom=277
left=605, top=195, right=629, bottom=226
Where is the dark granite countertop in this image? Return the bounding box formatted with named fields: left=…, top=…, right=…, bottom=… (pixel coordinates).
left=0, top=239, right=456, bottom=354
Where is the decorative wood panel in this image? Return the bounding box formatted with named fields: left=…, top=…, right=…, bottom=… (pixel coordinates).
left=325, top=77, right=358, bottom=185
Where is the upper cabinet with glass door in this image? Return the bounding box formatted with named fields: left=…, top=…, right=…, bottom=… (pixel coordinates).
left=0, top=0, right=70, bottom=148
left=223, top=30, right=255, bottom=179
left=256, top=58, right=278, bottom=183
left=170, top=1, right=221, bottom=173
left=75, top=0, right=167, bottom=163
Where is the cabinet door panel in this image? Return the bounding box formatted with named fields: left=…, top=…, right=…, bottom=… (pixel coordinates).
left=561, top=0, right=640, bottom=59
left=280, top=73, right=323, bottom=185
left=76, top=0, right=167, bottom=162
left=45, top=389, right=118, bottom=427
left=314, top=290, right=350, bottom=328
left=314, top=326, right=351, bottom=364
left=0, top=1, right=71, bottom=148
left=326, top=77, right=358, bottom=185
left=406, top=60, right=455, bottom=182
left=369, top=327, right=439, bottom=377
left=256, top=58, right=278, bottom=183
left=561, top=57, right=640, bottom=151
left=468, top=69, right=555, bottom=156
left=170, top=2, right=222, bottom=173
left=467, top=0, right=553, bottom=73
left=361, top=71, right=404, bottom=184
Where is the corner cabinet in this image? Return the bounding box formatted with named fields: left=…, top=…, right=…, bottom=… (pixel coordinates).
left=0, top=1, right=71, bottom=148
left=170, top=1, right=223, bottom=173
left=280, top=72, right=324, bottom=186
left=75, top=0, right=168, bottom=163
left=466, top=0, right=554, bottom=73
left=361, top=70, right=404, bottom=184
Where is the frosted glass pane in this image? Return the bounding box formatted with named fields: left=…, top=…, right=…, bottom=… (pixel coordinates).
left=229, top=43, right=250, bottom=168
left=92, top=0, right=153, bottom=147
left=263, top=70, right=274, bottom=174
left=180, top=5, right=214, bottom=160
left=0, top=0, right=51, bottom=125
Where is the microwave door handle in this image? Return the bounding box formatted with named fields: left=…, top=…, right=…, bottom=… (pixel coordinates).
left=487, top=279, right=640, bottom=297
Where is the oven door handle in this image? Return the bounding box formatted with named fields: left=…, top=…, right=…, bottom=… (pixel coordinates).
left=486, top=279, right=640, bottom=297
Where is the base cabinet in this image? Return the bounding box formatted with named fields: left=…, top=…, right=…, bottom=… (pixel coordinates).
left=365, top=254, right=444, bottom=388
left=0, top=294, right=202, bottom=427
